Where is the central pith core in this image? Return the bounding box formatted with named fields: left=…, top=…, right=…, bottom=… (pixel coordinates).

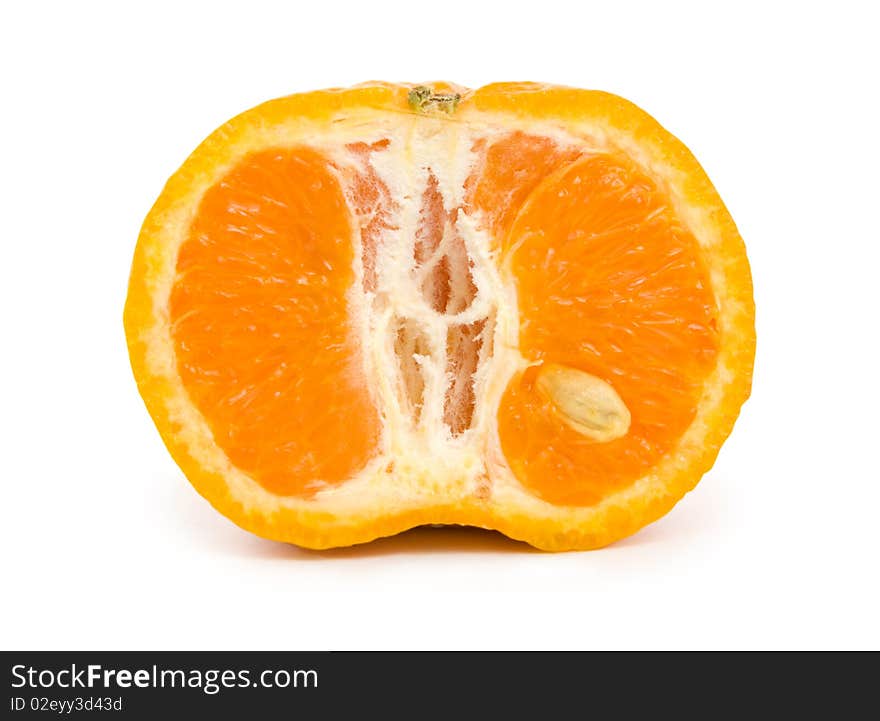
left=339, top=133, right=500, bottom=446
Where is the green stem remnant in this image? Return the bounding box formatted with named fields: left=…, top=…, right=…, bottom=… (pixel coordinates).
left=408, top=85, right=461, bottom=115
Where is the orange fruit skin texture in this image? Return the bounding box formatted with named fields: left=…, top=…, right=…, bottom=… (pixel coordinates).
left=124, top=82, right=755, bottom=551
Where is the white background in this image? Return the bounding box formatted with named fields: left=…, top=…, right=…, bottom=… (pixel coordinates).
left=2, top=1, right=878, bottom=650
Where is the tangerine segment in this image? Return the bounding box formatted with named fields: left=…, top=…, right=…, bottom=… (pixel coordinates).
left=169, top=148, right=379, bottom=496
left=498, top=153, right=720, bottom=506
left=465, top=131, right=582, bottom=239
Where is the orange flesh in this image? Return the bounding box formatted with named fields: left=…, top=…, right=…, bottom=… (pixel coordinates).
left=465, top=131, right=582, bottom=239
left=169, top=148, right=379, bottom=496
left=169, top=133, right=719, bottom=507
left=495, top=151, right=719, bottom=506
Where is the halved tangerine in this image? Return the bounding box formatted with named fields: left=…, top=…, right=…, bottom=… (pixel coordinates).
left=124, top=82, right=754, bottom=550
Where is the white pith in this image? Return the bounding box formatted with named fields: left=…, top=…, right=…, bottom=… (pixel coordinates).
left=139, top=100, right=739, bottom=528
left=314, top=114, right=562, bottom=510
